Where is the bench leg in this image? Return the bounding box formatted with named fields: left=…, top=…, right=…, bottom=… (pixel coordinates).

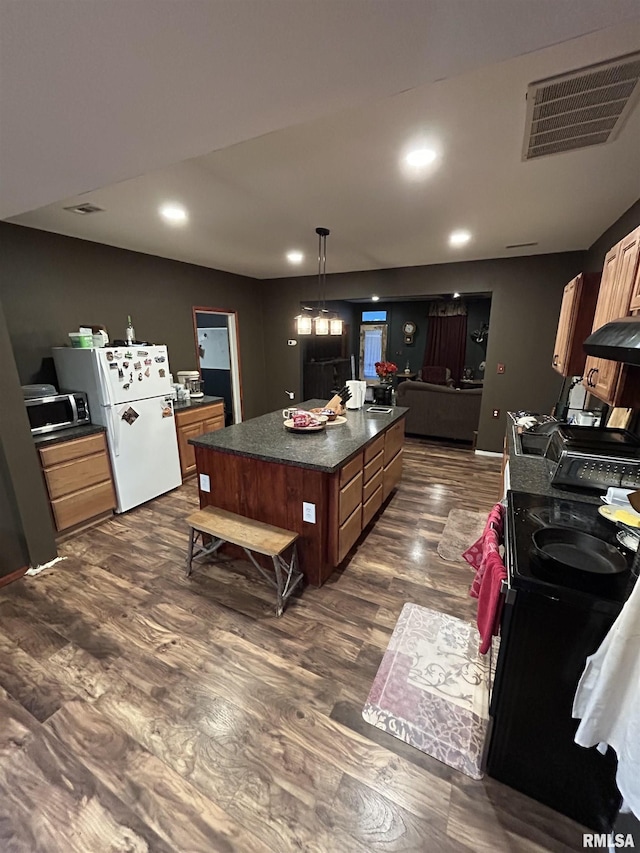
left=186, top=528, right=225, bottom=577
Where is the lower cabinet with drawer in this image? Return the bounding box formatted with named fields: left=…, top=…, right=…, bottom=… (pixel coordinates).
left=38, top=432, right=116, bottom=533
left=330, top=417, right=405, bottom=564
left=175, top=402, right=225, bottom=479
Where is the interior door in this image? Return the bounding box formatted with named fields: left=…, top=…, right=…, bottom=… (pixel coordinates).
left=193, top=308, right=243, bottom=425
left=359, top=324, right=388, bottom=381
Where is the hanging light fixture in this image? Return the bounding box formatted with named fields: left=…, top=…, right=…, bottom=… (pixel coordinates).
left=295, top=227, right=343, bottom=336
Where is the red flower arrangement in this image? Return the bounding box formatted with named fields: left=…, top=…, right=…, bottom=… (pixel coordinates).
left=375, top=361, right=398, bottom=379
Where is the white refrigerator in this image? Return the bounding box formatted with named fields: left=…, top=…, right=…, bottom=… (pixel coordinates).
left=53, top=345, right=182, bottom=513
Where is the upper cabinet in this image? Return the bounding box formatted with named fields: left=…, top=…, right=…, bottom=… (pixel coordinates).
left=552, top=273, right=600, bottom=377
left=583, top=227, right=640, bottom=407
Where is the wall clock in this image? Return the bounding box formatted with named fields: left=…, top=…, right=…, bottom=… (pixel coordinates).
left=402, top=321, right=416, bottom=345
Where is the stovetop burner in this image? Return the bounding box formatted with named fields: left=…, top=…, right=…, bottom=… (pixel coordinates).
left=507, top=490, right=635, bottom=613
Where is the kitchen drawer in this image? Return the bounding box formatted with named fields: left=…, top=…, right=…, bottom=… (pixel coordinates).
left=339, top=452, right=363, bottom=487
left=383, top=448, right=403, bottom=500
left=339, top=471, right=363, bottom=525
left=39, top=433, right=107, bottom=468
left=203, top=415, right=224, bottom=433
left=384, top=420, right=405, bottom=465
left=338, top=504, right=362, bottom=563
left=363, top=466, right=383, bottom=504
left=175, top=403, right=224, bottom=428
left=51, top=480, right=116, bottom=532
left=364, top=434, right=385, bottom=464
left=362, top=485, right=383, bottom=528
left=44, top=454, right=112, bottom=500
left=363, top=450, right=384, bottom=484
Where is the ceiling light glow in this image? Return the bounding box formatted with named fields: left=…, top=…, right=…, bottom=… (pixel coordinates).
left=453, top=292, right=461, bottom=298
left=371, top=295, right=380, bottom=302
left=405, top=148, right=437, bottom=169
left=449, top=229, right=472, bottom=247
left=286, top=250, right=304, bottom=264
left=159, top=203, right=188, bottom=225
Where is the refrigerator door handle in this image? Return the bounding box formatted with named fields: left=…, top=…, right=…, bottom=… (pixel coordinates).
left=96, top=350, right=114, bottom=407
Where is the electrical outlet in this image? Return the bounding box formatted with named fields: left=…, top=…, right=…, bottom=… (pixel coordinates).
left=287, top=339, right=297, bottom=346
left=199, top=473, right=211, bottom=492
left=497, top=363, right=505, bottom=374
left=492, top=408, right=500, bottom=419
left=303, top=502, right=316, bottom=524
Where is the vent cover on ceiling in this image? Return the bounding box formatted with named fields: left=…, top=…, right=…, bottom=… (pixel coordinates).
left=523, top=51, right=640, bottom=160
left=63, top=202, right=105, bottom=215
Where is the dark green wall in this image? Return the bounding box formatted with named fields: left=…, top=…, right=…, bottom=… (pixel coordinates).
left=262, top=253, right=585, bottom=452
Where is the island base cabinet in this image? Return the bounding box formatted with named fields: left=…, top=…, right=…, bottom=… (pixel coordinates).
left=338, top=505, right=362, bottom=563
left=383, top=448, right=403, bottom=500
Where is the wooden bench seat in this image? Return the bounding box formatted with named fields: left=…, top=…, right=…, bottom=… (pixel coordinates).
left=185, top=506, right=302, bottom=616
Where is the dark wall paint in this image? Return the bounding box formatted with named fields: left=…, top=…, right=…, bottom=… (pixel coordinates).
left=262, top=253, right=584, bottom=452
left=0, top=223, right=268, bottom=419
left=584, top=198, right=640, bottom=273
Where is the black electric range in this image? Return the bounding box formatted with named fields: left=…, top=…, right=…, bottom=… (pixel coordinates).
left=506, top=490, right=635, bottom=615
left=487, top=490, right=636, bottom=831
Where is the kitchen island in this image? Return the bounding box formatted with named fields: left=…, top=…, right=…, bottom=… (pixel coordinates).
left=190, top=400, right=407, bottom=585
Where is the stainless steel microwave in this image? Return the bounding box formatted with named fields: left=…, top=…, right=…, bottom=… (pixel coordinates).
left=25, top=392, right=90, bottom=435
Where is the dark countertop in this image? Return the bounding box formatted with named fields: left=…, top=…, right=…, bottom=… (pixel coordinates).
left=173, top=395, right=224, bottom=413
left=33, top=423, right=106, bottom=447
left=190, top=399, right=408, bottom=473
left=506, top=415, right=602, bottom=505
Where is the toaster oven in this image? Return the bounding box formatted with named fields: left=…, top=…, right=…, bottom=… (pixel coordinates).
left=545, top=425, right=640, bottom=491
left=25, top=391, right=90, bottom=436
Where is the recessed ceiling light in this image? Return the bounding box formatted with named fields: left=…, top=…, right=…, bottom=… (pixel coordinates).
left=371, top=295, right=380, bottom=302
left=405, top=148, right=437, bottom=169
left=453, top=292, right=461, bottom=298
left=159, top=203, right=188, bottom=225
left=449, top=229, right=472, bottom=247
left=286, top=250, right=304, bottom=264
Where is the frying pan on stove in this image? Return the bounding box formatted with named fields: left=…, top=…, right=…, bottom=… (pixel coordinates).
left=530, top=527, right=628, bottom=592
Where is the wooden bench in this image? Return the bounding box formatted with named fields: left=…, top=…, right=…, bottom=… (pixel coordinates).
left=185, top=506, right=303, bottom=616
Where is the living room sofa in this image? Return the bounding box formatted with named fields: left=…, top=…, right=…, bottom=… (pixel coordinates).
left=396, top=380, right=482, bottom=442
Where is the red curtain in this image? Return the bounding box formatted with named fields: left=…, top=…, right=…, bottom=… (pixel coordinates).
left=423, top=314, right=467, bottom=385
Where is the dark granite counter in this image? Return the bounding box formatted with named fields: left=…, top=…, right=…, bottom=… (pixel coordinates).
left=506, top=415, right=602, bottom=505
left=190, top=399, right=408, bottom=473
left=173, top=395, right=223, bottom=412
left=33, top=423, right=106, bottom=447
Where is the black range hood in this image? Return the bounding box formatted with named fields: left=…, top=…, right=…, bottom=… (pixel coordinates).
left=583, top=316, right=640, bottom=366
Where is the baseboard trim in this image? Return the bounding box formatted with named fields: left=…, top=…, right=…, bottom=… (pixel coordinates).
left=474, top=450, right=502, bottom=458
left=0, top=565, right=28, bottom=589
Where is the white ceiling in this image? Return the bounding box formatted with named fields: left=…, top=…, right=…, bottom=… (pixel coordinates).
left=3, top=2, right=640, bottom=279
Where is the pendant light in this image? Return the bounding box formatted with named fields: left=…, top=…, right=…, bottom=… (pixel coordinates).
left=295, top=227, right=343, bottom=336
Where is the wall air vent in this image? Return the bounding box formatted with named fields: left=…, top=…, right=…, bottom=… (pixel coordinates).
left=523, top=51, right=640, bottom=160
left=63, top=202, right=105, bottom=215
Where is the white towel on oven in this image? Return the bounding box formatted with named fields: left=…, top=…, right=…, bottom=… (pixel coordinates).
left=572, top=577, right=640, bottom=818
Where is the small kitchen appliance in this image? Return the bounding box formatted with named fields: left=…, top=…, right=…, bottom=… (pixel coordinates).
left=177, top=370, right=204, bottom=398
left=53, top=345, right=181, bottom=513
left=24, top=391, right=90, bottom=435
left=545, top=425, right=640, bottom=491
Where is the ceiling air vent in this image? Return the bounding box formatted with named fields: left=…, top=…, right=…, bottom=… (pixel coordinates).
left=523, top=50, right=640, bottom=160
left=505, top=241, right=538, bottom=250
left=63, top=202, right=105, bottom=215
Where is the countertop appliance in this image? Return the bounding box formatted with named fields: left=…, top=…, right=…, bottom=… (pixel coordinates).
left=25, top=391, right=90, bottom=436
left=53, top=345, right=181, bottom=513
left=487, top=490, right=635, bottom=830
left=545, top=425, right=640, bottom=491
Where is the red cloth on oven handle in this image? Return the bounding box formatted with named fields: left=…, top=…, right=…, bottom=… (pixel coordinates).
left=463, top=503, right=507, bottom=654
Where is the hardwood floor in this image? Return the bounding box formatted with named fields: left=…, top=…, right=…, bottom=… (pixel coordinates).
left=0, top=438, right=588, bottom=852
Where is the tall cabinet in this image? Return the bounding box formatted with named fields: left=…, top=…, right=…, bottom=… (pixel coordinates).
left=583, top=227, right=640, bottom=407
left=551, top=273, right=600, bottom=377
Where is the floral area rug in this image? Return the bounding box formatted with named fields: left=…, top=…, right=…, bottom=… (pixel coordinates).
left=436, top=508, right=486, bottom=563
left=362, top=602, right=491, bottom=780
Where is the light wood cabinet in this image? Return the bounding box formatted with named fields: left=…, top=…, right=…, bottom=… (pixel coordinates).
left=551, top=273, right=600, bottom=377
left=583, top=227, right=640, bottom=406
left=175, top=402, right=225, bottom=479
left=330, top=417, right=405, bottom=564
left=38, top=431, right=116, bottom=533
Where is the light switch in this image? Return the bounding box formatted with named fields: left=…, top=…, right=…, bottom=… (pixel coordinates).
left=199, top=473, right=211, bottom=492
left=303, top=502, right=316, bottom=523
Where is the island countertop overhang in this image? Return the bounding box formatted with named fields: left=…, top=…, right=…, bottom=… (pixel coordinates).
left=189, top=399, right=408, bottom=473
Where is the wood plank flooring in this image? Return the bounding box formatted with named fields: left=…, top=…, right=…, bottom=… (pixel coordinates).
left=0, top=438, right=588, bottom=852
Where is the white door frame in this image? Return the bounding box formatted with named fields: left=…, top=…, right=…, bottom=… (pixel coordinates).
left=193, top=307, right=243, bottom=423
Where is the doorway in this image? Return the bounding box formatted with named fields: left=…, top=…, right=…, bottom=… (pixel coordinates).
left=359, top=323, right=388, bottom=381
left=193, top=308, right=243, bottom=425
